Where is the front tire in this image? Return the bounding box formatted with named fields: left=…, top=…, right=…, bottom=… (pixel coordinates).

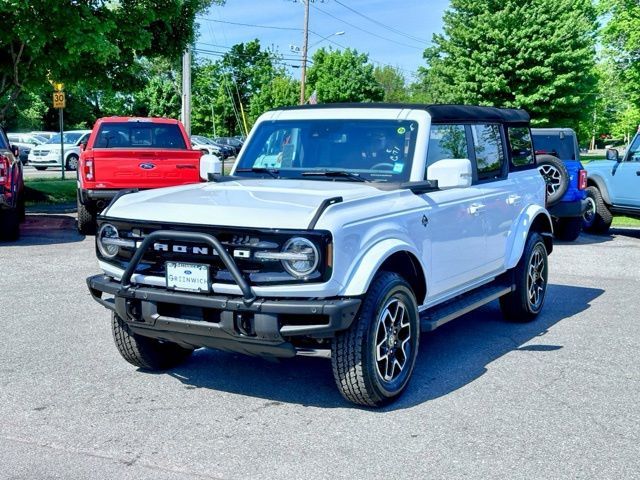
left=331, top=271, right=420, bottom=407
left=500, top=232, right=548, bottom=322
left=111, top=313, right=194, bottom=370
left=582, top=186, right=612, bottom=234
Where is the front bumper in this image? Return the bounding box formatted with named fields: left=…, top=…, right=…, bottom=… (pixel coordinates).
left=28, top=154, right=62, bottom=166
left=87, top=274, right=361, bottom=358
left=548, top=198, right=589, bottom=218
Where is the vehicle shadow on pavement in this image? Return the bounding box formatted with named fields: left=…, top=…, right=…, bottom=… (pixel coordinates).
left=2, top=214, right=85, bottom=246
left=573, top=228, right=640, bottom=245
left=164, top=283, right=603, bottom=410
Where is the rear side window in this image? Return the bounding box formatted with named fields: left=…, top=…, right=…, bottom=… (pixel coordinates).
left=471, top=124, right=505, bottom=181
left=0, top=129, right=9, bottom=150
left=94, top=122, right=186, bottom=149
left=509, top=127, right=534, bottom=167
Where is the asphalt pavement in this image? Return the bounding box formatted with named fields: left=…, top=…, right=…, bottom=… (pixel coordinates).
left=1, top=215, right=638, bottom=479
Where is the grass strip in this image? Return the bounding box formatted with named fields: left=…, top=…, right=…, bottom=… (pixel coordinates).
left=24, top=178, right=76, bottom=205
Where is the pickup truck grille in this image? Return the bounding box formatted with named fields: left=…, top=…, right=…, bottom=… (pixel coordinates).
left=98, top=219, right=331, bottom=286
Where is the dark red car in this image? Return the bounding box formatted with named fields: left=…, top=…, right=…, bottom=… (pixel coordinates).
left=77, top=117, right=203, bottom=234
left=0, top=127, right=24, bottom=241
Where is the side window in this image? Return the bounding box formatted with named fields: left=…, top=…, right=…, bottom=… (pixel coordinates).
left=508, top=127, right=534, bottom=167
left=425, top=124, right=468, bottom=177
left=471, top=124, right=505, bottom=181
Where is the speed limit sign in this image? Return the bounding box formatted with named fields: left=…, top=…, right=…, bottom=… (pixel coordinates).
left=53, top=91, right=66, bottom=109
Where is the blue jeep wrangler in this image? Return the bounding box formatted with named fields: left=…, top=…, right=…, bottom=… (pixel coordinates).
left=531, top=128, right=588, bottom=241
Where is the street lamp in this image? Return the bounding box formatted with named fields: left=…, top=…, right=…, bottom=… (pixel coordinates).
left=299, top=30, right=345, bottom=105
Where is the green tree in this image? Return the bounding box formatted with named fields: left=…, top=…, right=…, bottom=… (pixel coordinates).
left=373, top=65, right=409, bottom=103
left=600, top=0, right=640, bottom=106
left=416, top=0, right=598, bottom=129
left=306, top=48, right=384, bottom=103
left=0, top=0, right=220, bottom=120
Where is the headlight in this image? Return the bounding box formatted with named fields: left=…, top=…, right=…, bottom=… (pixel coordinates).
left=281, top=237, right=319, bottom=277
left=97, top=223, right=120, bottom=258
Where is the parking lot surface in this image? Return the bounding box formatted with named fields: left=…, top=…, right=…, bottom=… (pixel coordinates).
left=1, top=215, right=639, bottom=479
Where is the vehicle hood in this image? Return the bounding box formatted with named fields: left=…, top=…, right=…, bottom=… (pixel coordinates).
left=585, top=160, right=616, bottom=173
left=105, top=178, right=387, bottom=229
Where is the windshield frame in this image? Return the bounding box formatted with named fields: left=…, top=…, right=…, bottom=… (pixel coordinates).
left=233, top=119, right=419, bottom=184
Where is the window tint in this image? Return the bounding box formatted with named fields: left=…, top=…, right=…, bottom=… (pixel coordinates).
left=509, top=127, right=534, bottom=167
left=471, top=124, right=504, bottom=180
left=426, top=124, right=467, bottom=167
left=627, top=133, right=640, bottom=162
left=94, top=123, right=186, bottom=149
left=0, top=130, right=9, bottom=150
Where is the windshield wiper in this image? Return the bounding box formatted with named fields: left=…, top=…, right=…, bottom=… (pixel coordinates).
left=301, top=170, right=367, bottom=182
left=235, top=167, right=280, bottom=178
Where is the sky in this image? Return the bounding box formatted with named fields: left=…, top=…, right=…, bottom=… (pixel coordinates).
left=195, top=0, right=451, bottom=82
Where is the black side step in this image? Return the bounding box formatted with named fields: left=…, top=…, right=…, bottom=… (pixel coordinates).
left=420, top=281, right=514, bottom=332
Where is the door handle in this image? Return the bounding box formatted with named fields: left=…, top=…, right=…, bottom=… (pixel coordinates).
left=507, top=194, right=522, bottom=205
left=469, top=203, right=486, bottom=215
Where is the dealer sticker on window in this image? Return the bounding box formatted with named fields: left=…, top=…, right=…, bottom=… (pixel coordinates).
left=166, top=262, right=210, bottom=293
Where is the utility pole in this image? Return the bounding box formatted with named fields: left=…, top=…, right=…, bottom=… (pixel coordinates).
left=181, top=46, right=191, bottom=136
left=299, top=0, right=310, bottom=105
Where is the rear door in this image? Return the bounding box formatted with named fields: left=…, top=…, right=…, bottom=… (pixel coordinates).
left=89, top=121, right=201, bottom=188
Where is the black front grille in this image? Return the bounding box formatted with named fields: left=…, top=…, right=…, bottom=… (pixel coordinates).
left=98, top=218, right=331, bottom=286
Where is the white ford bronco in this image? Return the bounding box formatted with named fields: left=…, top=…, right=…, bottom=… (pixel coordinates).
left=87, top=104, right=553, bottom=407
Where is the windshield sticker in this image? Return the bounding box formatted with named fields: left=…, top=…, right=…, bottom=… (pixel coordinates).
left=397, top=127, right=406, bottom=135
left=393, top=162, right=404, bottom=173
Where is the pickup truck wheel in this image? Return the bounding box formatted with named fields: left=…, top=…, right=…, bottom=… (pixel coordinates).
left=554, top=216, right=582, bottom=241
left=111, top=313, right=194, bottom=370
left=500, top=232, right=548, bottom=322
left=65, top=154, right=79, bottom=171
left=76, top=194, right=96, bottom=235
left=582, top=186, right=612, bottom=234
left=331, top=271, right=419, bottom=407
left=537, top=155, right=569, bottom=207
left=0, top=207, right=20, bottom=240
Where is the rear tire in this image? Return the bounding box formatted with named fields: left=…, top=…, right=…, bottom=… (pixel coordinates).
left=582, top=186, right=612, bottom=234
left=554, top=216, right=582, bottom=241
left=77, top=193, right=96, bottom=235
left=0, top=206, right=20, bottom=241
left=537, top=155, right=569, bottom=207
left=66, top=154, right=79, bottom=171
left=500, top=232, right=548, bottom=322
left=331, top=271, right=420, bottom=407
left=111, top=313, right=194, bottom=370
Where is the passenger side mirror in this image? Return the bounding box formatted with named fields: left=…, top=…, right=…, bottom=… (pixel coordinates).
left=10, top=145, right=20, bottom=158
left=80, top=141, right=88, bottom=152
left=606, top=148, right=620, bottom=162
left=200, top=154, right=222, bottom=181
left=427, top=158, right=472, bottom=189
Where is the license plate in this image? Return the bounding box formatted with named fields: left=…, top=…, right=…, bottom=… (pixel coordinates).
left=166, top=262, right=210, bottom=293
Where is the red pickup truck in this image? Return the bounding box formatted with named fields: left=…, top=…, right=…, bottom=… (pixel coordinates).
left=0, top=126, right=24, bottom=241
left=77, top=117, right=203, bottom=234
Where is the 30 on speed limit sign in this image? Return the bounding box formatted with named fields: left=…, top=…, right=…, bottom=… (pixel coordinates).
left=53, top=91, right=66, bottom=109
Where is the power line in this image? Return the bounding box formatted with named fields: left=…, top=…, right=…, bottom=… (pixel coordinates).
left=196, top=16, right=302, bottom=32
left=309, top=3, right=423, bottom=50
left=332, top=0, right=431, bottom=45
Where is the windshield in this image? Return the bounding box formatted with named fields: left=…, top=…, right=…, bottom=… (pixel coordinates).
left=192, top=135, right=212, bottom=145
left=234, top=119, right=418, bottom=183
left=47, top=132, right=84, bottom=145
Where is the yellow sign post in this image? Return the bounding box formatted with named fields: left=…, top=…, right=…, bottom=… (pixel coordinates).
left=52, top=84, right=66, bottom=179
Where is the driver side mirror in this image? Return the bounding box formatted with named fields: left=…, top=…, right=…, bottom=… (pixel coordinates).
left=606, top=148, right=620, bottom=162
left=427, top=158, right=473, bottom=189
left=11, top=145, right=20, bottom=158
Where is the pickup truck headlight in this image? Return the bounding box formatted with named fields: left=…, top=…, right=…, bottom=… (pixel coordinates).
left=254, top=236, right=319, bottom=278
left=97, top=223, right=121, bottom=258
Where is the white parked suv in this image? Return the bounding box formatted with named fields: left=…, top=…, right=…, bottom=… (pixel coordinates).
left=28, top=130, right=90, bottom=171
left=87, top=104, right=553, bottom=407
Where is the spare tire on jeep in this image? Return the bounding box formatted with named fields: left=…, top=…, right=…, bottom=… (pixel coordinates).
left=537, top=154, right=569, bottom=206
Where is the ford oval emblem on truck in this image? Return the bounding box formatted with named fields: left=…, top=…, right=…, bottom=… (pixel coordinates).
left=139, top=162, right=156, bottom=170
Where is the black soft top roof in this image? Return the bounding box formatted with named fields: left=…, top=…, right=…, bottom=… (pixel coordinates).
left=275, top=103, right=530, bottom=125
